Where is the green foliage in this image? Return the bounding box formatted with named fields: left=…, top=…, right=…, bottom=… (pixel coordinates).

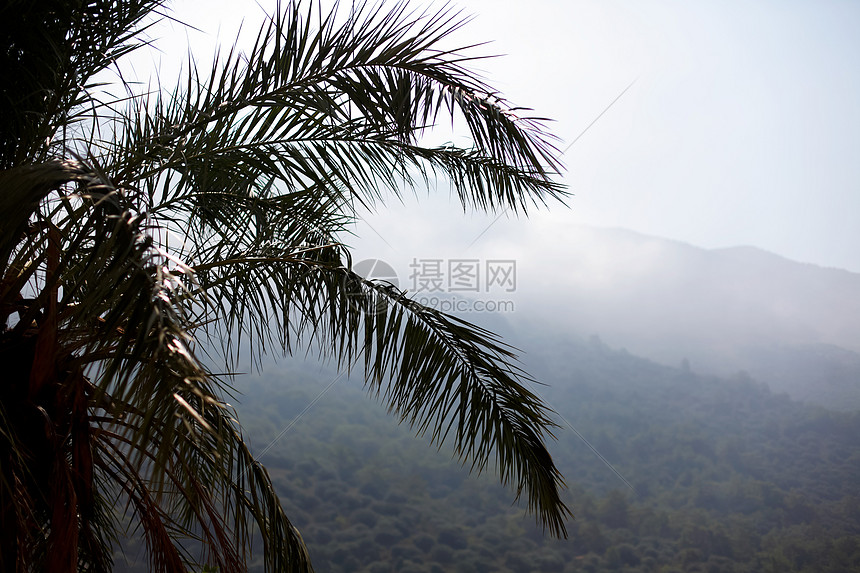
left=208, top=335, right=860, bottom=573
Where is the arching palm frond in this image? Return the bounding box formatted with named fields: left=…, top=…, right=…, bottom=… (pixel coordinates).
left=105, top=0, right=566, bottom=215
left=1, top=0, right=573, bottom=571
left=175, top=234, right=570, bottom=535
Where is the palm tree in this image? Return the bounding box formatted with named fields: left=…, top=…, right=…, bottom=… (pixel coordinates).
left=0, top=0, right=571, bottom=571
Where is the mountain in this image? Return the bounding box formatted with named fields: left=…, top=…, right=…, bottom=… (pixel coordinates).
left=516, top=225, right=860, bottom=410
left=199, top=334, right=860, bottom=573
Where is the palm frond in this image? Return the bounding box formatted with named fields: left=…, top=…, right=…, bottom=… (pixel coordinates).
left=2, top=0, right=573, bottom=570
left=103, top=0, right=567, bottom=216
left=0, top=0, right=164, bottom=166
left=0, top=159, right=315, bottom=571
left=96, top=0, right=572, bottom=535
left=183, top=241, right=571, bottom=535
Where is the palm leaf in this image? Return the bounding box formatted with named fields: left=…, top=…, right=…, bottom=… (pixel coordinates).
left=98, top=0, right=573, bottom=535
left=2, top=0, right=573, bottom=570
left=0, top=160, right=315, bottom=571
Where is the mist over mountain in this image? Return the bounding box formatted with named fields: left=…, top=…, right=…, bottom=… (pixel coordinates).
left=506, top=225, right=860, bottom=410
left=352, top=202, right=859, bottom=410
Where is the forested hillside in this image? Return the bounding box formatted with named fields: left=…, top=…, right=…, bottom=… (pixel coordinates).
left=180, top=333, right=860, bottom=573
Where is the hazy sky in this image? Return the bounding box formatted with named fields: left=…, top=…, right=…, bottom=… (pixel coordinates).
left=446, top=0, right=860, bottom=272
left=146, top=0, right=860, bottom=272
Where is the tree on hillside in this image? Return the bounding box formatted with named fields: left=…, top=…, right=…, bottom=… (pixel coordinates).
left=0, top=0, right=571, bottom=571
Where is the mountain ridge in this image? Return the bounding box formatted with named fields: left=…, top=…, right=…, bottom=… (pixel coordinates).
left=512, top=224, right=860, bottom=410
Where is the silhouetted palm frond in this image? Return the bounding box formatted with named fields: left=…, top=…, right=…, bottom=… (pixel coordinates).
left=0, top=0, right=572, bottom=571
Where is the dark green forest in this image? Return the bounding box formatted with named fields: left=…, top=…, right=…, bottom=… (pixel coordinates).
left=120, top=334, right=860, bottom=572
